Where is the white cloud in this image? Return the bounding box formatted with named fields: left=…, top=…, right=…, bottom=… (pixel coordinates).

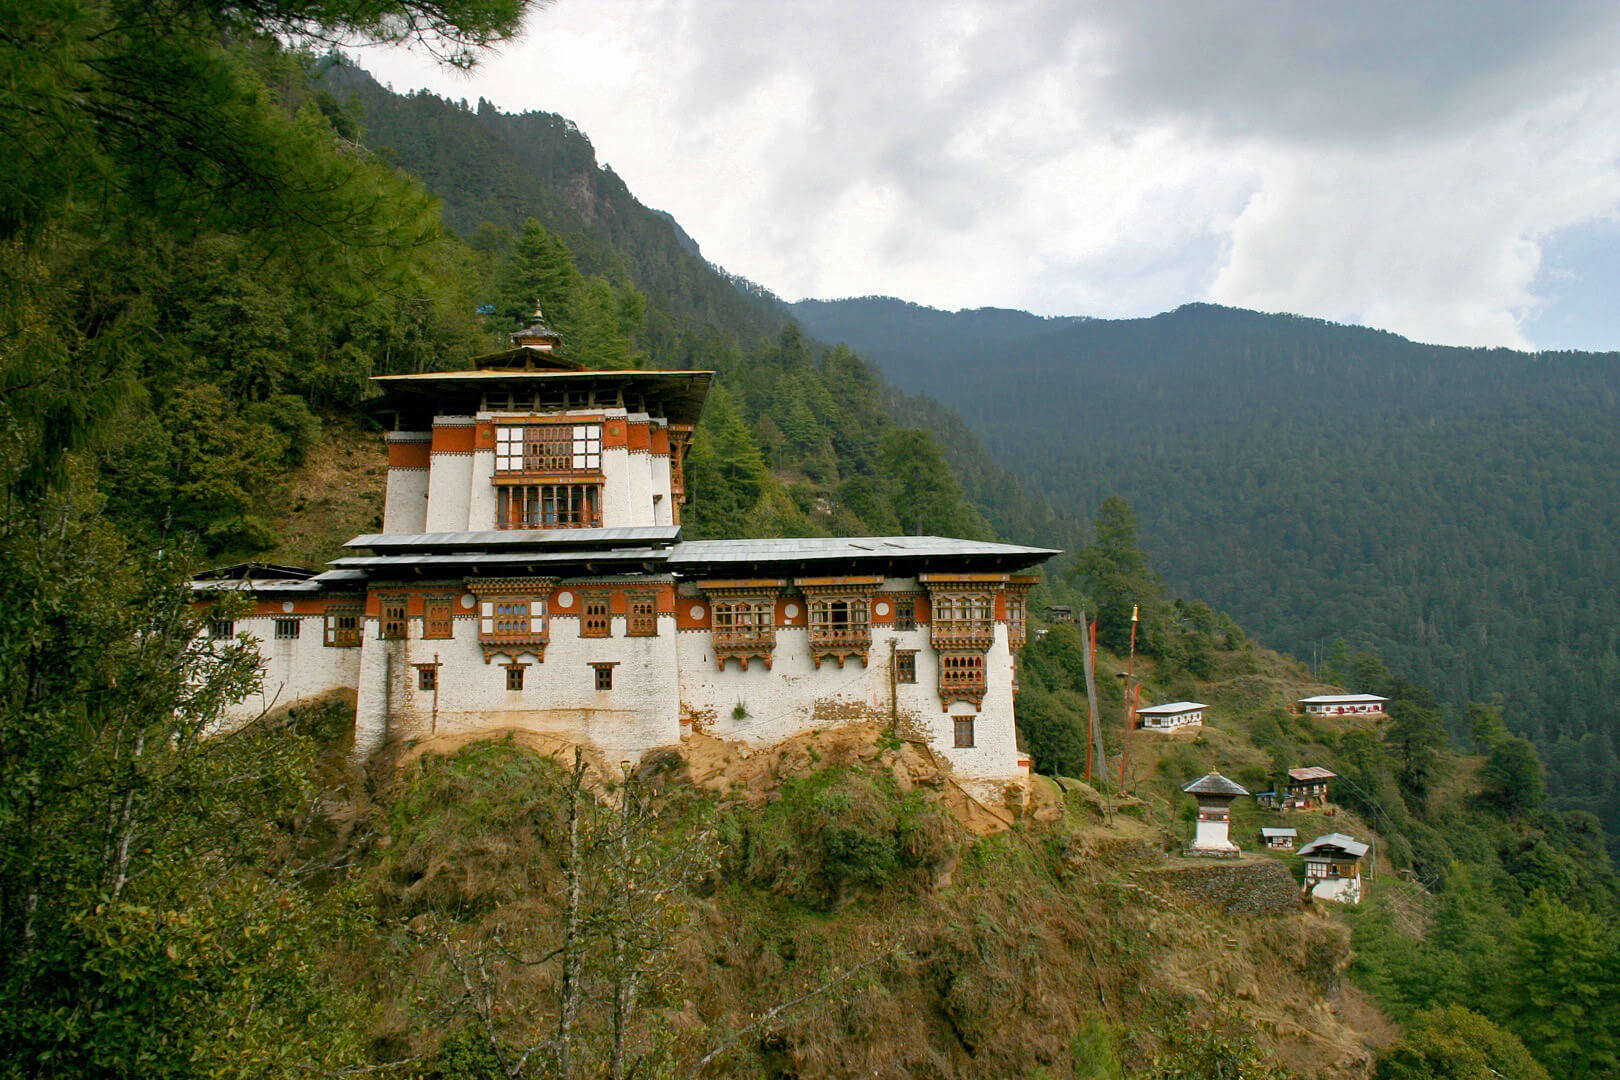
left=356, top=1, right=1620, bottom=348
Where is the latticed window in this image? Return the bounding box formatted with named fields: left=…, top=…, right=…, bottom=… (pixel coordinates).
left=929, top=591, right=995, bottom=644
left=895, top=650, right=917, bottom=683
left=627, top=594, right=657, bottom=637
left=493, top=600, right=531, bottom=637
left=274, top=617, right=300, bottom=640
left=505, top=664, right=525, bottom=690
left=581, top=597, right=611, bottom=638
left=417, top=665, right=437, bottom=691
left=712, top=600, right=771, bottom=641
left=497, top=483, right=602, bottom=529
left=324, top=608, right=361, bottom=647
left=591, top=663, right=615, bottom=690
left=954, top=715, right=976, bottom=748
left=423, top=598, right=453, bottom=639
left=808, top=597, right=869, bottom=642
left=940, top=652, right=986, bottom=692
left=892, top=598, right=917, bottom=631
left=379, top=599, right=408, bottom=640
left=494, top=424, right=602, bottom=473
left=207, top=618, right=234, bottom=640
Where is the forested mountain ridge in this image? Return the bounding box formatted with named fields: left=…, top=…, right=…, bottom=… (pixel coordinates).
left=793, top=296, right=1620, bottom=847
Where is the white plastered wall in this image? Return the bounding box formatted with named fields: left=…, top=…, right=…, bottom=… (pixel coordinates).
left=218, top=614, right=363, bottom=727
left=1192, top=814, right=1238, bottom=853
left=673, top=578, right=1025, bottom=796
left=352, top=593, right=682, bottom=762
left=424, top=417, right=475, bottom=531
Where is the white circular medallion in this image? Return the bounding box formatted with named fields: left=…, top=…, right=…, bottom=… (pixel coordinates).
left=874, top=602, right=889, bottom=616
left=556, top=591, right=574, bottom=608
left=784, top=603, right=799, bottom=618
left=689, top=604, right=705, bottom=620
left=281, top=601, right=295, bottom=614
left=460, top=594, right=475, bottom=609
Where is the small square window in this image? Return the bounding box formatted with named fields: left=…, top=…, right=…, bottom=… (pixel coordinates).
left=953, top=715, right=976, bottom=748
left=505, top=665, right=525, bottom=691
left=418, top=666, right=437, bottom=691
left=274, top=617, right=300, bottom=640
left=893, top=598, right=916, bottom=631
left=895, top=651, right=917, bottom=684
left=581, top=597, right=611, bottom=638
left=592, top=663, right=614, bottom=691
left=207, top=618, right=234, bottom=640
left=325, top=609, right=361, bottom=647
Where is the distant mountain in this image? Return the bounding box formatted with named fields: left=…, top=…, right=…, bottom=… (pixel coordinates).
left=794, top=296, right=1620, bottom=838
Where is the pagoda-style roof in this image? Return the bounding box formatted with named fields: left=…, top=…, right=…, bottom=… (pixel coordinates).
left=1183, top=773, right=1250, bottom=798
left=464, top=344, right=585, bottom=372
left=1298, top=833, right=1369, bottom=859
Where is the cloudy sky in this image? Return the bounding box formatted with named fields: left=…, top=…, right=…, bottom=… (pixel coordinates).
left=356, top=2, right=1620, bottom=350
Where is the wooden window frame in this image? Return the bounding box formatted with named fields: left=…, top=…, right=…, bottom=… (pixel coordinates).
left=417, top=664, right=438, bottom=691
left=494, top=421, right=603, bottom=474
left=626, top=593, right=658, bottom=637
left=324, top=607, right=362, bottom=648
left=504, top=664, right=526, bottom=691
left=207, top=618, right=234, bottom=641
left=590, top=661, right=618, bottom=691
left=953, top=714, right=976, bottom=748
left=581, top=595, right=612, bottom=638
left=495, top=482, right=603, bottom=529
left=273, top=617, right=300, bottom=640
left=423, top=597, right=454, bottom=640
left=379, top=597, right=408, bottom=640
left=892, top=597, right=917, bottom=631
left=895, top=650, right=917, bottom=684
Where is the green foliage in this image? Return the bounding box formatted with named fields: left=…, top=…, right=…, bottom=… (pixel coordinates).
left=1147, top=1016, right=1290, bottom=1079
left=721, top=766, right=956, bottom=911
left=1074, top=496, right=1160, bottom=653
left=1496, top=894, right=1620, bottom=1077
left=1375, top=1005, right=1549, bottom=1080
left=1478, top=737, right=1545, bottom=815
left=794, top=297, right=1620, bottom=860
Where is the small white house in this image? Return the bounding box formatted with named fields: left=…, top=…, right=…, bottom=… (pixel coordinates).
left=1260, top=826, right=1297, bottom=851
left=1298, top=833, right=1369, bottom=904
left=1138, top=701, right=1207, bottom=730
left=1183, top=772, right=1249, bottom=856
left=1297, top=694, right=1388, bottom=718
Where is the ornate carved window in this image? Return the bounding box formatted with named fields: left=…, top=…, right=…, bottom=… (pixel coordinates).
left=494, top=423, right=602, bottom=473
left=591, top=662, right=617, bottom=690
left=627, top=594, right=658, bottom=637
left=938, top=651, right=988, bottom=710
left=926, top=591, right=995, bottom=648
left=892, top=597, right=917, bottom=631
left=1007, top=577, right=1035, bottom=652
left=469, top=577, right=556, bottom=661
left=379, top=598, right=408, bottom=640
left=703, top=580, right=783, bottom=670
left=797, top=576, right=881, bottom=669
left=417, top=665, right=438, bottom=691
left=895, top=650, right=917, bottom=684
left=505, top=664, right=526, bottom=690
left=323, top=606, right=361, bottom=647
left=496, top=483, right=602, bottom=529
left=423, top=598, right=454, bottom=640
left=581, top=596, right=611, bottom=638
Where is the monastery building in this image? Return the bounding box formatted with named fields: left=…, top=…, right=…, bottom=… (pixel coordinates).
left=195, top=316, right=1058, bottom=796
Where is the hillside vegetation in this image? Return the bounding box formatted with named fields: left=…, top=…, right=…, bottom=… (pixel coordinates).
left=793, top=297, right=1620, bottom=853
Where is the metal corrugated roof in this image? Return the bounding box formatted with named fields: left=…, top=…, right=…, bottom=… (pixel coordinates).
left=668, top=536, right=1060, bottom=563
left=1298, top=833, right=1369, bottom=859
left=1138, top=700, right=1208, bottom=714
left=1183, top=773, right=1250, bottom=797
left=1288, top=766, right=1337, bottom=781
left=348, top=526, right=680, bottom=550
left=190, top=579, right=325, bottom=593
left=1298, top=694, right=1388, bottom=704
left=330, top=548, right=670, bottom=569
left=1260, top=827, right=1298, bottom=837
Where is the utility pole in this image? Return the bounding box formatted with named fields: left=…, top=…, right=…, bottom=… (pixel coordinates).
left=1080, top=611, right=1111, bottom=824
left=1119, top=604, right=1139, bottom=791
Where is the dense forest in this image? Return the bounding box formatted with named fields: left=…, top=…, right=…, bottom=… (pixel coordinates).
left=795, top=297, right=1620, bottom=853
